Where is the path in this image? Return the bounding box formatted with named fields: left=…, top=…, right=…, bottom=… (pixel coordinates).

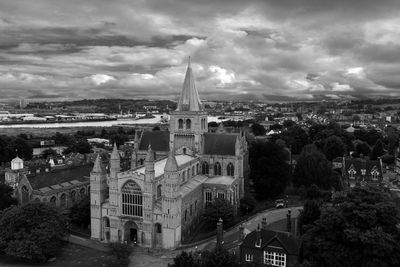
left=128, top=206, right=302, bottom=267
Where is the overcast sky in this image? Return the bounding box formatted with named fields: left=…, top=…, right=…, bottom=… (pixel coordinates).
left=1, top=0, right=400, bottom=101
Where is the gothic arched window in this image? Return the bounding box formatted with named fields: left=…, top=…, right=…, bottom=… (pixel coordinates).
left=196, top=163, right=199, bottom=174
left=50, top=196, right=57, bottom=206
left=227, top=162, right=234, bottom=176
left=202, top=162, right=209, bottom=175
left=186, top=119, right=191, bottom=129
left=71, top=190, right=76, bottom=203
left=214, top=162, right=222, bottom=176
left=178, top=119, right=183, bottom=129
left=60, top=193, right=67, bottom=208
left=192, top=166, right=195, bottom=176
left=157, top=184, right=162, bottom=198
left=122, top=181, right=143, bottom=217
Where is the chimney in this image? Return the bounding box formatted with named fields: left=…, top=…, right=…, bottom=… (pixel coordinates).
left=261, top=217, right=267, bottom=230
left=239, top=224, right=245, bottom=241
left=217, top=218, right=223, bottom=247
left=255, top=224, right=261, bottom=247
left=286, top=210, right=292, bottom=233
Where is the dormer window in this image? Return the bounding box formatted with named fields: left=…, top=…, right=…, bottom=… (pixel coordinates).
left=361, top=169, right=366, bottom=175
left=245, top=254, right=253, bottom=262
left=348, top=168, right=356, bottom=179
left=371, top=168, right=379, bottom=180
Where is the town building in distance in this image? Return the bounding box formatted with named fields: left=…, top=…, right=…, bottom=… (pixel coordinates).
left=90, top=61, right=249, bottom=249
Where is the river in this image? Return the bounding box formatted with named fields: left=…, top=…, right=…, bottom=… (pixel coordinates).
left=0, top=115, right=227, bottom=128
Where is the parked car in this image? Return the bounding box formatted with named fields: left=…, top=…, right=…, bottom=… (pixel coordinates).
left=275, top=199, right=287, bottom=209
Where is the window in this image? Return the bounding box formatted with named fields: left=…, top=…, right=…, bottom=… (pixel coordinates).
left=227, top=163, right=234, bottom=176
left=186, top=119, right=191, bottom=129
left=178, top=119, right=183, bottom=129
left=157, top=184, right=162, bottom=198
left=196, top=163, right=199, bottom=174
left=21, top=185, right=29, bottom=204
left=217, top=192, right=225, bottom=199
left=190, top=204, right=193, bottom=216
left=121, top=181, right=143, bottom=217
left=245, top=254, right=253, bottom=262
left=214, top=162, right=221, bottom=175
left=205, top=191, right=212, bottom=206
left=71, top=191, right=76, bottom=203
left=187, top=168, right=191, bottom=178
left=192, top=166, right=195, bottom=176
left=182, top=171, right=186, bottom=182
left=183, top=148, right=187, bottom=154
left=349, top=169, right=356, bottom=179
left=202, top=162, right=209, bottom=175
left=50, top=196, right=57, bottom=206
left=60, top=193, right=67, bottom=208
left=104, top=217, right=110, bottom=227
left=185, top=210, right=188, bottom=221
left=371, top=170, right=379, bottom=180
left=80, top=188, right=85, bottom=197
left=155, top=223, right=162, bottom=233
left=264, top=251, right=286, bottom=267
left=139, top=158, right=144, bottom=165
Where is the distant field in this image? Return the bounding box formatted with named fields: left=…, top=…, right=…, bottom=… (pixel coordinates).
left=0, top=126, right=106, bottom=137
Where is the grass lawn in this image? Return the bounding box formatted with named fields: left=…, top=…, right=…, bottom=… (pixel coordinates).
left=0, top=242, right=128, bottom=267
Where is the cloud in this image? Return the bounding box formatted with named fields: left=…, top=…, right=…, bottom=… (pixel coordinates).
left=0, top=0, right=399, bottom=100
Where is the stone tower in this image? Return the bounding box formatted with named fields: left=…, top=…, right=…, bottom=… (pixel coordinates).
left=162, top=152, right=182, bottom=248
left=142, top=145, right=155, bottom=246
left=90, top=154, right=107, bottom=240
left=169, top=58, right=208, bottom=154
left=109, top=143, right=120, bottom=207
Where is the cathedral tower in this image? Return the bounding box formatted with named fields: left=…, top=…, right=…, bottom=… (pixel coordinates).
left=90, top=154, right=107, bottom=240
left=109, top=143, right=120, bottom=207
left=162, top=152, right=182, bottom=248
left=169, top=58, right=208, bottom=155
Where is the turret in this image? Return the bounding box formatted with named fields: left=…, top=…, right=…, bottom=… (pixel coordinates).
left=110, top=142, right=120, bottom=179
left=162, top=151, right=182, bottom=248
left=131, top=150, right=137, bottom=169
left=90, top=154, right=108, bottom=240
left=145, top=144, right=155, bottom=182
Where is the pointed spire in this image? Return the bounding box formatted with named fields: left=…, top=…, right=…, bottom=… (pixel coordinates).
left=92, top=154, right=105, bottom=173
left=145, top=144, right=154, bottom=162
left=164, top=151, right=178, bottom=172
left=111, top=142, right=120, bottom=160
left=176, top=58, right=202, bottom=111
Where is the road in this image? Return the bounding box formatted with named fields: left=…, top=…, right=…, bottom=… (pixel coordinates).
left=128, top=206, right=302, bottom=267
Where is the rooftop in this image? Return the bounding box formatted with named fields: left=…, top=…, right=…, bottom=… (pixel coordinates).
left=180, top=175, right=208, bottom=197
left=28, top=164, right=92, bottom=190
left=138, top=131, right=170, bottom=152
left=203, top=133, right=237, bottom=156
left=133, top=154, right=196, bottom=177
left=204, top=176, right=235, bottom=185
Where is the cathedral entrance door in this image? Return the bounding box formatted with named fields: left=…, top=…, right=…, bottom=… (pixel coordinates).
left=124, top=221, right=139, bottom=244
left=130, top=228, right=137, bottom=243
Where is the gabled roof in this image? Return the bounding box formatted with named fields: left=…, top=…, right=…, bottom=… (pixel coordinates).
left=28, top=164, right=91, bottom=189
left=203, top=133, right=237, bottom=155
left=138, top=131, right=170, bottom=152
left=241, top=229, right=299, bottom=255
left=344, top=157, right=382, bottom=178
left=176, top=59, right=203, bottom=112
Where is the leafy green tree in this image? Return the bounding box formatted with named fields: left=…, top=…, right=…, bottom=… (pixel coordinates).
left=0, top=202, right=69, bottom=262
left=168, top=251, right=200, bottom=267
left=355, top=141, right=371, bottom=157
left=203, top=198, right=234, bottom=226
left=11, top=137, right=33, bottom=160
left=301, top=186, right=400, bottom=267
left=280, top=125, right=308, bottom=154
left=250, top=141, right=291, bottom=200
left=251, top=123, right=266, bottom=136
left=42, top=148, right=58, bottom=159
left=108, top=242, right=132, bottom=265
left=69, top=195, right=90, bottom=228
left=0, top=184, right=17, bottom=211
left=293, top=145, right=338, bottom=190
left=370, top=139, right=385, bottom=160
left=240, top=195, right=257, bottom=215
left=297, top=199, right=321, bottom=235
left=387, top=133, right=399, bottom=155
left=323, top=135, right=346, bottom=161
left=201, top=246, right=239, bottom=267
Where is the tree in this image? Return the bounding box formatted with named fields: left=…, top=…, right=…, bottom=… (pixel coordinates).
left=297, top=199, right=321, bottom=235
left=387, top=133, right=399, bottom=155
left=168, top=251, right=200, bottom=267
left=0, top=202, right=69, bottom=262
left=109, top=242, right=132, bottom=265
left=240, top=195, right=257, bottom=215
left=42, top=148, right=58, bottom=159
left=69, top=195, right=90, bottom=229
left=301, top=186, right=400, bottom=267
left=250, top=141, right=291, bottom=200
left=251, top=123, right=266, bottom=136
left=323, top=135, right=346, bottom=161
left=201, top=246, right=239, bottom=267
left=370, top=139, right=385, bottom=160
left=280, top=125, right=309, bottom=154
left=0, top=183, right=17, bottom=211
left=203, top=198, right=234, bottom=226
left=293, top=145, right=338, bottom=190
left=355, top=141, right=371, bottom=157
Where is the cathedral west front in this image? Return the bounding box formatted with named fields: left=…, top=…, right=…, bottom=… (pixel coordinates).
left=90, top=60, right=248, bottom=249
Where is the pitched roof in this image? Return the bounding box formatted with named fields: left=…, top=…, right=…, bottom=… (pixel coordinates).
left=203, top=133, right=237, bottom=155
left=92, top=154, right=106, bottom=173
left=110, top=143, right=120, bottom=160
left=28, top=164, right=91, bottom=189
left=165, top=152, right=178, bottom=172
left=138, top=131, right=170, bottom=151
left=241, top=229, right=299, bottom=255
left=134, top=154, right=195, bottom=177
left=176, top=59, right=203, bottom=112
left=344, top=157, right=383, bottom=178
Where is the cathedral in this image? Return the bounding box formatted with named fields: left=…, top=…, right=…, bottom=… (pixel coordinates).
left=90, top=60, right=249, bottom=249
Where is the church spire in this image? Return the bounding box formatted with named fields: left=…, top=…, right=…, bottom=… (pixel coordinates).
left=92, top=154, right=105, bottom=173
left=164, top=151, right=178, bottom=172
left=111, top=142, right=120, bottom=160
left=176, top=57, right=202, bottom=112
